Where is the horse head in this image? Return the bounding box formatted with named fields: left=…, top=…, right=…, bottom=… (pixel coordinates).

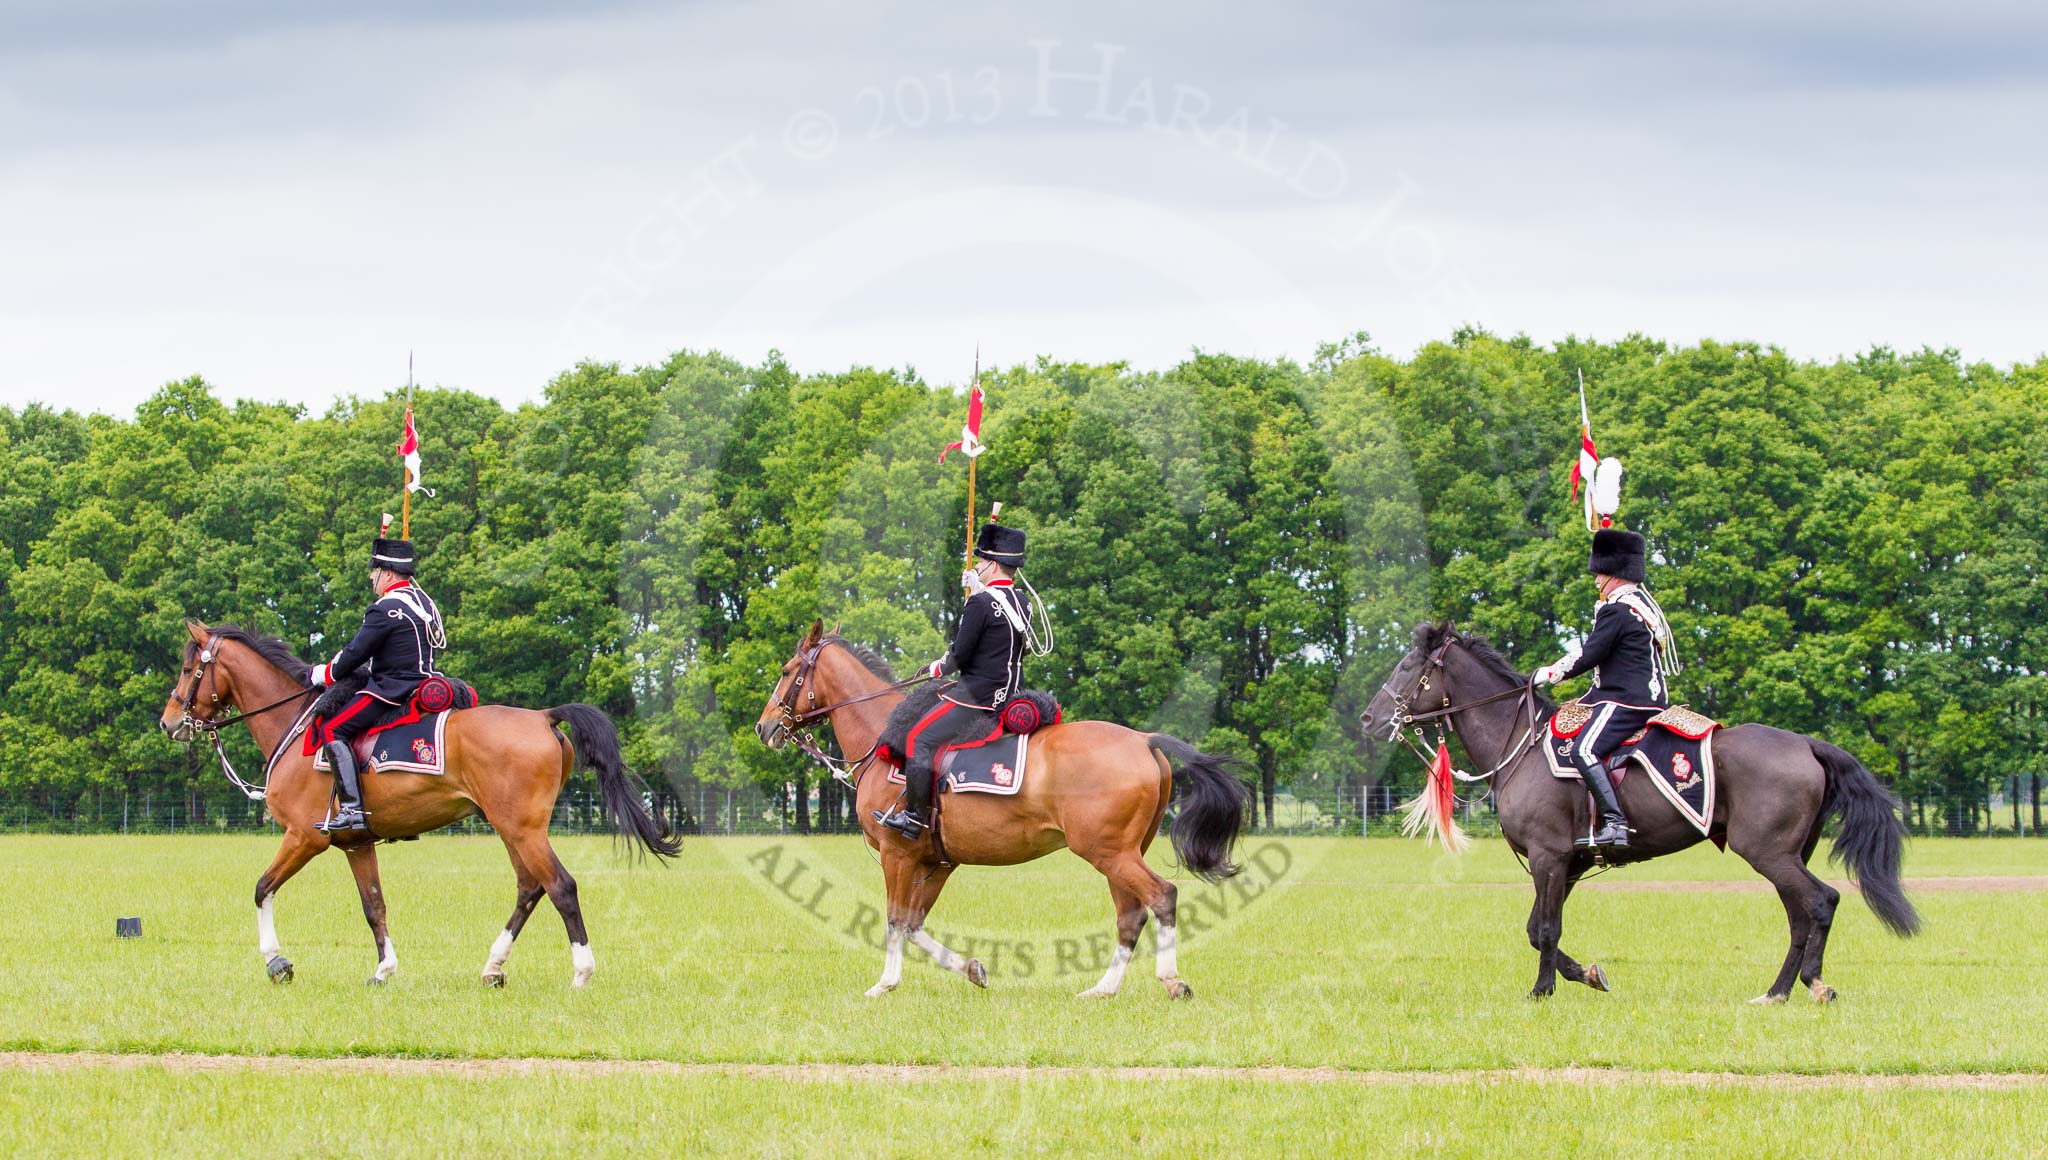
left=160, top=621, right=236, bottom=742
left=755, top=619, right=829, bottom=748
left=1358, top=620, right=1459, bottom=740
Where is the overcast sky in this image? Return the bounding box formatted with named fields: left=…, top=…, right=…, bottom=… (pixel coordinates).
left=2, top=0, right=2043, bottom=414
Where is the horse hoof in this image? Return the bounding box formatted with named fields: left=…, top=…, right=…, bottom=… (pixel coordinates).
left=1077, top=986, right=1116, bottom=999
left=1748, top=993, right=1788, bottom=1006
left=864, top=983, right=896, bottom=998
left=965, top=959, right=988, bottom=988
left=1810, top=982, right=1836, bottom=1005
left=1526, top=988, right=1553, bottom=1002
left=1584, top=963, right=1611, bottom=992
left=266, top=956, right=294, bottom=984
left=482, top=971, right=506, bottom=989
left=365, top=976, right=384, bottom=987
left=571, top=973, right=593, bottom=990
left=1164, top=979, right=1193, bottom=1001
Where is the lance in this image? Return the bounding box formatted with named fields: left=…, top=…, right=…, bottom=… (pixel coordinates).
left=401, top=351, right=415, bottom=540
left=965, top=344, right=980, bottom=573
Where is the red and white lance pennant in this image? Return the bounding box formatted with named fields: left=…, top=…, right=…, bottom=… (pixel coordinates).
left=939, top=385, right=986, bottom=464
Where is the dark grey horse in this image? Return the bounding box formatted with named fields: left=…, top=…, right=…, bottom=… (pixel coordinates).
left=1360, top=622, right=1921, bottom=1003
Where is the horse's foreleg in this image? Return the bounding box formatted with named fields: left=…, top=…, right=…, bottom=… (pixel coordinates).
left=252, top=830, right=327, bottom=984
left=1526, top=855, right=1570, bottom=999
left=1552, top=870, right=1610, bottom=991
left=902, top=864, right=986, bottom=988
left=342, top=845, right=397, bottom=984
left=867, top=850, right=916, bottom=997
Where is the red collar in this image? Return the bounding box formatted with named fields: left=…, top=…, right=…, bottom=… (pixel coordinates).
left=986, top=578, right=1014, bottom=588
left=379, top=578, right=413, bottom=595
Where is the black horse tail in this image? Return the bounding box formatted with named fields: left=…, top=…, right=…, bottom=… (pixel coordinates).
left=546, top=704, right=681, bottom=860
left=1812, top=738, right=1919, bottom=937
left=1150, top=735, right=1251, bottom=883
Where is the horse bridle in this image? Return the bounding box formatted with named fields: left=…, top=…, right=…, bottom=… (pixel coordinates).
left=768, top=638, right=930, bottom=785
left=1368, top=632, right=1544, bottom=787
left=170, top=633, right=317, bottom=801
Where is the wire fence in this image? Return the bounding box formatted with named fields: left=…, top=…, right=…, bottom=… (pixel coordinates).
left=1, top=775, right=2042, bottom=838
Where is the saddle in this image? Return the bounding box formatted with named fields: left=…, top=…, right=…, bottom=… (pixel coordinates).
left=874, top=682, right=1053, bottom=796
left=305, top=673, right=478, bottom=772
left=1545, top=703, right=1721, bottom=836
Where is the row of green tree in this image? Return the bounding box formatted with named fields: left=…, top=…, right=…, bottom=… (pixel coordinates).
left=2, top=331, right=2043, bottom=831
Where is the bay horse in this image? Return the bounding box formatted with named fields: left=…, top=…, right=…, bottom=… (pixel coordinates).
left=159, top=621, right=677, bottom=988
left=756, top=621, right=1250, bottom=999
left=1359, top=622, right=1920, bottom=1003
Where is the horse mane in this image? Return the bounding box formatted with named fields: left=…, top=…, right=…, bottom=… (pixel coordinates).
left=1411, top=621, right=1555, bottom=714
left=196, top=625, right=314, bottom=685
left=823, top=634, right=898, bottom=683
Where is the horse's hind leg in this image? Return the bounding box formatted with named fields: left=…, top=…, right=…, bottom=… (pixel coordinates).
left=252, top=830, right=327, bottom=984
left=1088, top=852, right=1186, bottom=1000
left=1738, top=848, right=1821, bottom=1005
left=505, top=831, right=593, bottom=988
left=902, top=864, right=987, bottom=988
left=481, top=844, right=545, bottom=988
left=342, top=844, right=397, bottom=984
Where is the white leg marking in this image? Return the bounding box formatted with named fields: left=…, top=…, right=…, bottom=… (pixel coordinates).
left=1155, top=922, right=1179, bottom=981
left=866, top=924, right=906, bottom=997
left=374, top=937, right=398, bottom=982
left=482, top=929, right=515, bottom=978
left=570, top=941, right=596, bottom=988
left=1080, top=943, right=1133, bottom=998
left=256, top=894, right=280, bottom=959
left=908, top=928, right=969, bottom=975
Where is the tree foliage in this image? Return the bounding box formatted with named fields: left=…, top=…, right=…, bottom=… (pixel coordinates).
left=4, top=334, right=2042, bottom=832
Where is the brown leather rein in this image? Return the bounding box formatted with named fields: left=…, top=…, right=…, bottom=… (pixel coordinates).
left=769, top=638, right=931, bottom=785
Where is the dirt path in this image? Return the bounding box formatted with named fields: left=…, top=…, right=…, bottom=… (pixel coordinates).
left=3, top=1051, right=2041, bottom=1091
left=1290, top=876, right=2048, bottom=892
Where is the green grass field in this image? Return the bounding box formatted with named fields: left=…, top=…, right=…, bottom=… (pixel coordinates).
left=3, top=833, right=2045, bottom=1156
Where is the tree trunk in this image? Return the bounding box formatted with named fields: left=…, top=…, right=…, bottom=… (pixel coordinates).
left=2014, top=775, right=2022, bottom=835
left=2032, top=773, right=2040, bottom=836
left=795, top=771, right=812, bottom=834
left=1261, top=752, right=1277, bottom=830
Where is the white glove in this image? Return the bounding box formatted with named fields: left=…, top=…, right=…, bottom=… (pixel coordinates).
left=928, top=660, right=945, bottom=680
left=309, top=664, right=332, bottom=687
left=1532, top=663, right=1564, bottom=686
left=962, top=568, right=987, bottom=595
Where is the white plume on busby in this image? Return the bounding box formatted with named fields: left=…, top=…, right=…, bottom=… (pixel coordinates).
left=1589, top=457, right=1623, bottom=528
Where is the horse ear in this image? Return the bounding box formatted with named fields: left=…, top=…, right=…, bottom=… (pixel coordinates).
left=805, top=618, right=824, bottom=645
left=184, top=620, right=210, bottom=645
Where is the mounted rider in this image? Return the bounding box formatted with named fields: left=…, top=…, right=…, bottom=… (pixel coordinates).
left=875, top=520, right=1035, bottom=840
left=1533, top=526, right=1681, bottom=850
left=306, top=536, right=448, bottom=834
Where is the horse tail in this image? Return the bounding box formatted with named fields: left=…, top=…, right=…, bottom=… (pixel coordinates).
left=546, top=704, right=681, bottom=860
left=1149, top=735, right=1251, bottom=883
left=1811, top=738, right=1919, bottom=937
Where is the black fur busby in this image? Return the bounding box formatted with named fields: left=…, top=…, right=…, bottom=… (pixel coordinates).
left=1588, top=528, right=1646, bottom=583
left=975, top=522, right=1026, bottom=567
left=371, top=537, right=418, bottom=575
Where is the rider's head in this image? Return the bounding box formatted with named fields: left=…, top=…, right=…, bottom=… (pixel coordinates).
left=973, top=521, right=1025, bottom=581
left=1587, top=528, right=1645, bottom=594
left=370, top=537, right=417, bottom=591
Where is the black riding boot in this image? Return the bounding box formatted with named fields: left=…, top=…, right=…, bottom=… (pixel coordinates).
left=1573, top=760, right=1630, bottom=850
left=873, top=768, right=932, bottom=840
left=316, top=741, right=371, bottom=834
